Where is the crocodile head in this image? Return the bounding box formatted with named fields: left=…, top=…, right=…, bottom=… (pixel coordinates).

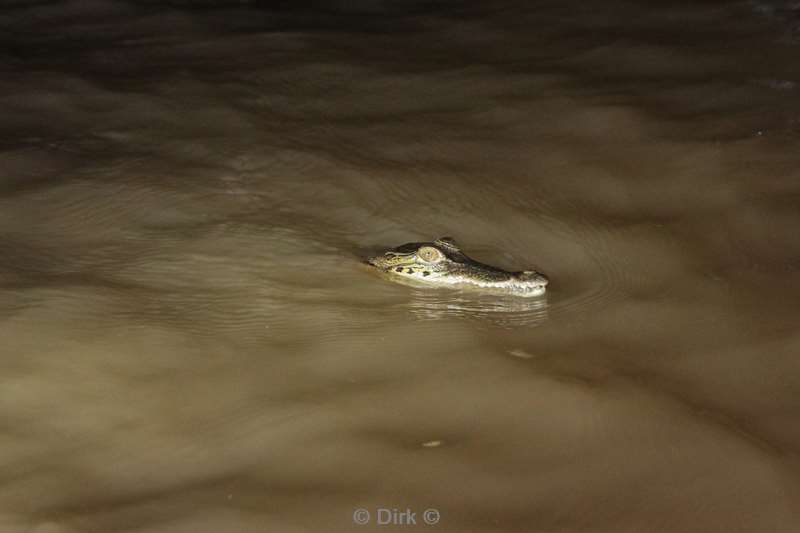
left=366, top=237, right=548, bottom=297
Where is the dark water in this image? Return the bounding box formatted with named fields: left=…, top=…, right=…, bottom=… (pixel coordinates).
left=1, top=1, right=800, bottom=532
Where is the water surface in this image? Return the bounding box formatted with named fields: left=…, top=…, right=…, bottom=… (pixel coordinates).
left=1, top=1, right=800, bottom=532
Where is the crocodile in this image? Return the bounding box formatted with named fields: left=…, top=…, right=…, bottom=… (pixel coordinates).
left=365, top=237, right=548, bottom=297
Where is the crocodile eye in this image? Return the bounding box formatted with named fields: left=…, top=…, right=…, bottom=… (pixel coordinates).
left=417, top=246, right=443, bottom=263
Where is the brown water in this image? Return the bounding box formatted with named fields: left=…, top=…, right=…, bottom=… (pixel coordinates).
left=2, top=1, right=800, bottom=532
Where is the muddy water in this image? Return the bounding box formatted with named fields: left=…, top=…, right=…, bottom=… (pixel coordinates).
left=1, top=1, right=800, bottom=532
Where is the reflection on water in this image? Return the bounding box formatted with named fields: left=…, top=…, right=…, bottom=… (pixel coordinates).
left=404, top=288, right=549, bottom=328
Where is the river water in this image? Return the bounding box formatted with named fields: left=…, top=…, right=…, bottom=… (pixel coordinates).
left=1, top=1, right=799, bottom=532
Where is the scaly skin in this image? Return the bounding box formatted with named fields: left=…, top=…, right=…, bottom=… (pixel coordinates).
left=366, top=237, right=548, bottom=297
